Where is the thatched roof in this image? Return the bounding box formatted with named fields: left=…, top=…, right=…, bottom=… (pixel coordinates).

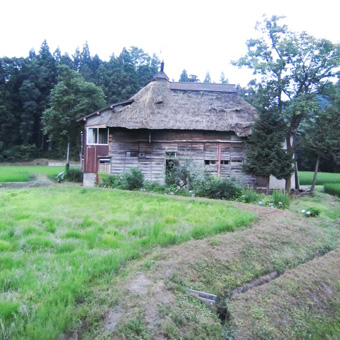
left=82, top=77, right=258, bottom=137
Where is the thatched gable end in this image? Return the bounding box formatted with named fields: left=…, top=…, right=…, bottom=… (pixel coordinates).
left=105, top=80, right=257, bottom=137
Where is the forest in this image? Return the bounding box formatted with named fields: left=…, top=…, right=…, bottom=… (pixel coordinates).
left=0, top=41, right=160, bottom=161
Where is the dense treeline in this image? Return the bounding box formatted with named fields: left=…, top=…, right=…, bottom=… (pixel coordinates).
left=0, top=41, right=160, bottom=160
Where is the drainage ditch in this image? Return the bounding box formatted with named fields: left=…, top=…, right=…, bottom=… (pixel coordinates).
left=188, top=246, right=335, bottom=325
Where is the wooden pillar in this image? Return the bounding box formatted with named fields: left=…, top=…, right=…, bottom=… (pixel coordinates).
left=217, top=144, right=221, bottom=177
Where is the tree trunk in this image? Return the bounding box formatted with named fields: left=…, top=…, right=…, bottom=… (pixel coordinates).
left=310, top=155, right=320, bottom=194
left=285, top=134, right=292, bottom=190
left=294, top=160, right=299, bottom=190
left=66, top=142, right=70, bottom=164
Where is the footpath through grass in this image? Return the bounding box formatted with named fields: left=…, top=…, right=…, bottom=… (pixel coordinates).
left=0, top=166, right=66, bottom=182
left=0, top=187, right=254, bottom=340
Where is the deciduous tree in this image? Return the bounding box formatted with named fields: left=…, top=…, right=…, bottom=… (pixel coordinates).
left=233, top=15, right=340, bottom=189
left=42, top=66, right=106, bottom=158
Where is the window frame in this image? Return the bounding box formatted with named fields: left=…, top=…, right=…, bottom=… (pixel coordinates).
left=86, top=127, right=109, bottom=145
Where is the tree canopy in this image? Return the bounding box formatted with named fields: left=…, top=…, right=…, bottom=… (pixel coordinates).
left=234, top=15, right=340, bottom=187
left=243, top=109, right=293, bottom=194
left=42, top=65, right=106, bottom=156
left=0, top=41, right=160, bottom=160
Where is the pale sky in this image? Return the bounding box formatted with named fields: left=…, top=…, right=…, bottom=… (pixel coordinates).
left=1, top=0, right=339, bottom=86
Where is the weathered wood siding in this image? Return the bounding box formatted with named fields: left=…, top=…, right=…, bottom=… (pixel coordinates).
left=83, top=128, right=109, bottom=174
left=108, top=128, right=255, bottom=185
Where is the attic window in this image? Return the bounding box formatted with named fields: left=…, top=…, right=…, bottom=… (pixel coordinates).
left=126, top=151, right=138, bottom=157
left=87, top=128, right=108, bottom=145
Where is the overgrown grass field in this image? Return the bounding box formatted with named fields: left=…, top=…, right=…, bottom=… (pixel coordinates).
left=0, top=187, right=254, bottom=340
left=0, top=166, right=67, bottom=182
left=299, top=171, right=340, bottom=185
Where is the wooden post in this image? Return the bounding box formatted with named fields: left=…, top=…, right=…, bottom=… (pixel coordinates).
left=217, top=145, right=221, bottom=177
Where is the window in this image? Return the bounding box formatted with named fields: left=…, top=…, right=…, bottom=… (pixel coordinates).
left=87, top=128, right=108, bottom=144
left=166, top=152, right=177, bottom=159
left=220, top=160, right=229, bottom=165
left=205, top=160, right=217, bottom=165
left=126, top=151, right=138, bottom=157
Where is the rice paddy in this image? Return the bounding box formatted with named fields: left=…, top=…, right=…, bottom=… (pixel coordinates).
left=0, top=186, right=254, bottom=340
left=0, top=166, right=67, bottom=182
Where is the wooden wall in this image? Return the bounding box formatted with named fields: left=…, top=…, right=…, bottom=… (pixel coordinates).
left=108, top=128, right=255, bottom=185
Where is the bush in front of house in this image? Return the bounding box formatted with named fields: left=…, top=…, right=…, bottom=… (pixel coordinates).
left=194, top=174, right=242, bottom=200
left=64, top=168, right=83, bottom=182
left=98, top=168, right=144, bottom=190
left=236, top=187, right=262, bottom=204
left=165, top=159, right=202, bottom=190
left=121, top=168, right=144, bottom=190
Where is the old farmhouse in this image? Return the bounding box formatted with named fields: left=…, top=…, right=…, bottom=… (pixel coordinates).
left=78, top=69, right=263, bottom=187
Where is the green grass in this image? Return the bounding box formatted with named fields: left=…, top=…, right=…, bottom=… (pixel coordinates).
left=0, top=166, right=73, bottom=182
left=299, top=171, right=340, bottom=185
left=0, top=187, right=254, bottom=340
left=324, top=183, right=340, bottom=198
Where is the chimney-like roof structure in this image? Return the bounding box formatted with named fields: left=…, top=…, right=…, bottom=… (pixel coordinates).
left=79, top=71, right=257, bottom=137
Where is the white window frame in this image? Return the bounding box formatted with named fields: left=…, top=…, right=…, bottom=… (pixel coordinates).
left=86, top=127, right=109, bottom=145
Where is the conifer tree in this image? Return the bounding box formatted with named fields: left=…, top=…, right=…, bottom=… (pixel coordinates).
left=179, top=69, right=189, bottom=82
left=243, top=109, right=293, bottom=194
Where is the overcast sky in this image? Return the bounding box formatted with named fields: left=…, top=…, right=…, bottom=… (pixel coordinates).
left=1, top=0, right=339, bottom=86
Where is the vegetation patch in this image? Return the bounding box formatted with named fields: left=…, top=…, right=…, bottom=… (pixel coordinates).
left=87, top=193, right=340, bottom=339
left=0, top=166, right=66, bottom=182
left=299, top=171, right=340, bottom=185
left=230, top=248, right=340, bottom=339
left=324, top=183, right=340, bottom=198
left=0, top=186, right=253, bottom=339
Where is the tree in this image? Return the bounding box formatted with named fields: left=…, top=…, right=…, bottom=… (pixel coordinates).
left=220, top=72, right=229, bottom=84
left=233, top=15, right=340, bottom=189
left=42, top=65, right=106, bottom=158
left=179, top=69, right=189, bottom=82
left=243, top=109, right=293, bottom=194
left=300, top=85, right=340, bottom=192
left=204, top=72, right=211, bottom=83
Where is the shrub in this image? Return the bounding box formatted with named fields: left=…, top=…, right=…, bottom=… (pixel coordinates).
left=272, top=190, right=290, bottom=209
left=98, top=172, right=121, bottom=188
left=64, top=168, right=83, bottom=182
left=165, top=159, right=201, bottom=190
left=301, top=207, right=321, bottom=217
left=0, top=144, right=38, bottom=162
left=195, top=175, right=242, bottom=200
left=121, top=168, right=144, bottom=190
left=98, top=168, right=144, bottom=191
left=142, top=180, right=165, bottom=193
left=237, top=188, right=261, bottom=203
left=324, top=183, right=340, bottom=198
